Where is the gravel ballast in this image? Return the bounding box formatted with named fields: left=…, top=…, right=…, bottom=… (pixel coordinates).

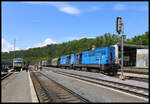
left=44, top=67, right=148, bottom=89
left=40, top=68, right=148, bottom=102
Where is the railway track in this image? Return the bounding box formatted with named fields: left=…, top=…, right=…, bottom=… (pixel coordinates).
left=1, top=72, right=13, bottom=80
left=118, top=70, right=148, bottom=75
left=1, top=69, right=16, bottom=80
left=75, top=67, right=148, bottom=82
left=113, top=73, right=148, bottom=83
left=44, top=67, right=148, bottom=82
left=30, top=68, right=90, bottom=103
left=51, top=70, right=148, bottom=99
left=93, top=70, right=148, bottom=82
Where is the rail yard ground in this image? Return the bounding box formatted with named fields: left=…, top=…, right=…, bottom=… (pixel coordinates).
left=118, top=67, right=148, bottom=74
left=1, top=66, right=148, bottom=103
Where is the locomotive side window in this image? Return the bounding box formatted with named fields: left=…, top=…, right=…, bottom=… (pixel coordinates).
left=101, top=50, right=106, bottom=55
left=88, top=54, right=94, bottom=57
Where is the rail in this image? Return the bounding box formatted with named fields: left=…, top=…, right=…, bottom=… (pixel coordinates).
left=1, top=69, right=15, bottom=80
left=30, top=68, right=90, bottom=103
left=1, top=73, right=13, bottom=80
left=51, top=70, right=148, bottom=99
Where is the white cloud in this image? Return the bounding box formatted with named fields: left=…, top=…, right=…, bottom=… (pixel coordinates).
left=90, top=6, right=101, bottom=11
left=59, top=6, right=81, bottom=15
left=2, top=38, right=20, bottom=52
left=64, top=36, right=95, bottom=42
left=83, top=5, right=102, bottom=13
left=113, top=4, right=127, bottom=11
left=24, top=2, right=81, bottom=15
left=135, top=5, right=148, bottom=11
left=24, top=2, right=103, bottom=15
left=36, top=38, right=57, bottom=47
left=26, top=38, right=57, bottom=49
left=113, top=4, right=148, bottom=11
left=48, top=2, right=81, bottom=15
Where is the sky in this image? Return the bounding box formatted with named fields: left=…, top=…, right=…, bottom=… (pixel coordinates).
left=2, top=1, right=149, bottom=52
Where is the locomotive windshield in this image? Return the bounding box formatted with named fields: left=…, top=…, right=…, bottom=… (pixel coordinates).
left=14, top=62, right=22, bottom=65
left=13, top=58, right=23, bottom=62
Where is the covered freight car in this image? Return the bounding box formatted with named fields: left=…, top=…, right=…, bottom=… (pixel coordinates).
left=51, top=58, right=60, bottom=67
left=45, top=60, right=52, bottom=67
left=42, top=60, right=47, bottom=67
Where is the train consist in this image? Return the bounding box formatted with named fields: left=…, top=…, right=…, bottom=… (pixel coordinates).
left=39, top=46, right=120, bottom=75
left=13, top=58, right=24, bottom=71
left=2, top=61, right=12, bottom=73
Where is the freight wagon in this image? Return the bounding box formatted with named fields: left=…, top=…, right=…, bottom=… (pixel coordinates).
left=51, top=58, right=60, bottom=67
left=42, top=60, right=47, bottom=67
left=45, top=60, right=52, bottom=67
left=40, top=46, right=119, bottom=75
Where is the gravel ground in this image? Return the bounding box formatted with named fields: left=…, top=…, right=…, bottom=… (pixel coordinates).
left=44, top=67, right=148, bottom=89
left=40, top=69, right=148, bottom=102
left=117, top=72, right=148, bottom=78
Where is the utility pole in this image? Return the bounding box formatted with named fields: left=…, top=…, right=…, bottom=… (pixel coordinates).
left=121, top=23, right=125, bottom=80
left=116, top=17, right=125, bottom=80
left=14, top=39, right=16, bottom=58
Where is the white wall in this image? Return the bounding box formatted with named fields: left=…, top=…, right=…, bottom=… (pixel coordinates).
left=136, top=49, right=149, bottom=68
left=112, top=45, right=119, bottom=64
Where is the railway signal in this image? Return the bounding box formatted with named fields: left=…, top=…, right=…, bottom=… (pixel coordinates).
left=116, top=17, right=122, bottom=34
left=116, top=17, right=125, bottom=80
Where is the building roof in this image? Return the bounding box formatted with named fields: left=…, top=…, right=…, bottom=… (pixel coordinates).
left=2, top=61, right=12, bottom=65
left=116, top=43, right=149, bottom=49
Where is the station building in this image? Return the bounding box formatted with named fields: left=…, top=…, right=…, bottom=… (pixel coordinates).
left=112, top=44, right=149, bottom=68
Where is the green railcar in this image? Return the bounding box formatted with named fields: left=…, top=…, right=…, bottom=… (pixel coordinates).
left=13, top=58, right=24, bottom=71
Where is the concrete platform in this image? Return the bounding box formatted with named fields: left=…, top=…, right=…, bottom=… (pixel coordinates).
left=2, top=70, right=38, bottom=103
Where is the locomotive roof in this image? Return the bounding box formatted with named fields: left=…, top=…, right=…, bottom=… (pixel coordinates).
left=13, top=58, right=23, bottom=61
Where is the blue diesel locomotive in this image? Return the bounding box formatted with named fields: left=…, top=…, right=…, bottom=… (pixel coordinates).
left=59, top=46, right=119, bottom=74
